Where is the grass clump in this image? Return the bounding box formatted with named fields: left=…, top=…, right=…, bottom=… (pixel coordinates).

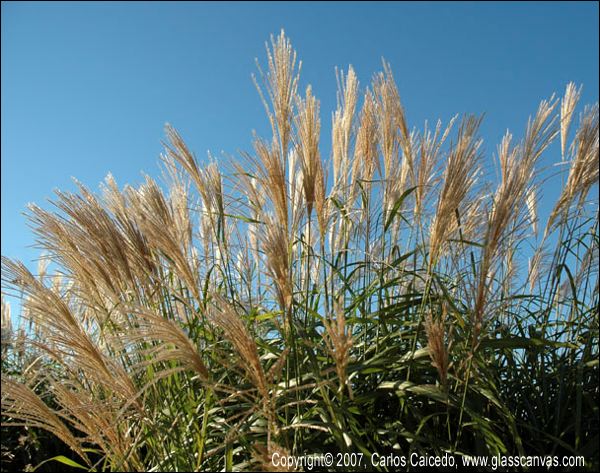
left=1, top=31, right=598, bottom=471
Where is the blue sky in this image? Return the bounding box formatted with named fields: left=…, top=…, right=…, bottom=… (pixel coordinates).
left=2, top=1, right=599, bottom=275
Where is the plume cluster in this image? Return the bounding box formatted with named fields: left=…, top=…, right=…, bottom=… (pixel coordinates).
left=2, top=30, right=598, bottom=472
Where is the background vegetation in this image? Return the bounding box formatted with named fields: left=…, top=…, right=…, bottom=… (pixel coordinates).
left=1, top=32, right=598, bottom=471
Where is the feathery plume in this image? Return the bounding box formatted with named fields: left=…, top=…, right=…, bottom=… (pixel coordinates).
left=560, top=82, right=582, bottom=160
left=424, top=306, right=452, bottom=389
left=1, top=258, right=138, bottom=402
left=208, top=296, right=269, bottom=401
left=253, top=29, right=301, bottom=159
left=547, top=103, right=599, bottom=233
left=351, top=90, right=378, bottom=198
left=429, top=115, right=483, bottom=265
left=322, top=299, right=353, bottom=398
left=472, top=97, right=558, bottom=346
left=120, top=307, right=209, bottom=380
left=1, top=379, right=90, bottom=465
left=332, top=66, right=359, bottom=189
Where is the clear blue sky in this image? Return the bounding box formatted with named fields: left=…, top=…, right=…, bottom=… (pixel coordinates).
left=2, top=1, right=599, bottom=273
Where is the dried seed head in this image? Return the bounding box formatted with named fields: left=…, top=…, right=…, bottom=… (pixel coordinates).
left=253, top=29, right=301, bottom=159
left=424, top=307, right=452, bottom=388
left=322, top=299, right=354, bottom=398
left=547, top=103, right=599, bottom=234
left=560, top=82, right=582, bottom=159
left=429, top=115, right=483, bottom=265
left=209, top=296, right=268, bottom=399
left=332, top=66, right=359, bottom=189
